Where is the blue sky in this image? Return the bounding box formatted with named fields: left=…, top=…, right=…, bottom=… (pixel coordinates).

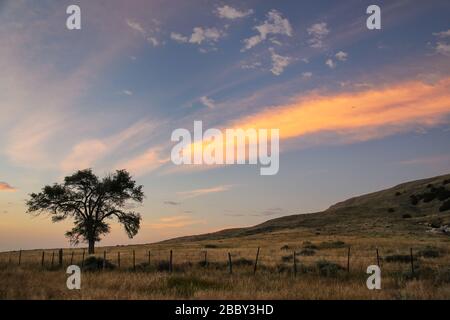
left=0, top=0, right=450, bottom=251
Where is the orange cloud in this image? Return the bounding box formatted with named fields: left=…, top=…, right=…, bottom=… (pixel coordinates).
left=176, top=185, right=233, bottom=199
left=0, top=182, right=16, bottom=192
left=145, top=215, right=206, bottom=229
left=117, top=147, right=170, bottom=177
left=232, top=77, right=450, bottom=143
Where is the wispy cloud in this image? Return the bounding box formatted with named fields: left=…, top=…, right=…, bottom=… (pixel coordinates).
left=164, top=201, right=181, bottom=206
left=397, top=154, right=450, bottom=166
left=433, top=29, right=450, bottom=38
left=172, top=27, right=224, bottom=46
left=146, top=215, right=206, bottom=229
left=435, top=42, right=450, bottom=56
left=270, top=48, right=292, bottom=75
left=231, top=77, right=450, bottom=146
left=216, top=5, right=253, bottom=19
left=61, top=120, right=158, bottom=174
left=242, top=10, right=292, bottom=51
left=307, top=22, right=329, bottom=48
left=200, top=96, right=216, bottom=109
left=335, top=51, right=348, bottom=61
left=0, top=182, right=16, bottom=192
left=177, top=185, right=233, bottom=199
left=325, top=58, right=336, bottom=69
left=116, top=147, right=170, bottom=177
left=126, top=18, right=160, bottom=47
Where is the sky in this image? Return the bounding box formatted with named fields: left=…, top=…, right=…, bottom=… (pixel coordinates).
left=0, top=0, right=450, bottom=251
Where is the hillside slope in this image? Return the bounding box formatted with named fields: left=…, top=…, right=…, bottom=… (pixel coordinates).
left=162, top=173, right=450, bottom=243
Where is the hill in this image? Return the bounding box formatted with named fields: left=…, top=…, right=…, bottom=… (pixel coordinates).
left=162, top=173, right=450, bottom=243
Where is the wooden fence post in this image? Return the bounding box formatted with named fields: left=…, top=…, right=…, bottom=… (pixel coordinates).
left=376, top=248, right=380, bottom=267
left=169, top=250, right=173, bottom=273
left=347, top=246, right=351, bottom=273
left=148, top=250, right=151, bottom=265
left=41, top=251, right=45, bottom=268
left=51, top=252, right=55, bottom=268
left=204, top=250, right=208, bottom=267
left=18, top=250, right=22, bottom=266
left=81, top=249, right=85, bottom=268
left=228, top=252, right=232, bottom=275
left=133, top=250, right=136, bottom=271
left=253, top=247, right=260, bottom=275
left=103, top=251, right=107, bottom=270
left=117, top=252, right=121, bottom=269
left=70, top=251, right=74, bottom=265
left=58, top=249, right=63, bottom=268
left=293, top=251, right=297, bottom=277
left=410, top=248, right=415, bottom=276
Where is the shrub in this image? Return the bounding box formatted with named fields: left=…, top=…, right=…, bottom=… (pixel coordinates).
left=395, top=191, right=402, bottom=196
left=280, top=245, right=290, bottom=250
left=417, top=247, right=441, bottom=258
left=83, top=256, right=115, bottom=271
left=315, top=260, right=344, bottom=277
left=385, top=254, right=416, bottom=263
left=436, top=187, right=450, bottom=201
left=402, top=214, right=412, bottom=219
left=439, top=200, right=450, bottom=212
left=233, top=258, right=253, bottom=266
left=303, top=244, right=318, bottom=250
left=319, top=241, right=346, bottom=249
left=204, top=244, right=218, bottom=248
left=298, top=249, right=316, bottom=256
left=443, top=179, right=450, bottom=185
left=388, top=208, right=395, bottom=213
left=410, top=195, right=419, bottom=205
left=281, top=254, right=298, bottom=263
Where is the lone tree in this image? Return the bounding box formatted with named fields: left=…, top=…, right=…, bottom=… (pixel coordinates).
left=26, top=169, right=144, bottom=254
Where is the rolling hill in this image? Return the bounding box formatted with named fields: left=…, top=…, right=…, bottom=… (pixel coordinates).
left=162, top=173, right=450, bottom=243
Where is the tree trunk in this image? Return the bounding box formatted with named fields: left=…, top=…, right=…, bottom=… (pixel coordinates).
left=88, top=239, right=95, bottom=254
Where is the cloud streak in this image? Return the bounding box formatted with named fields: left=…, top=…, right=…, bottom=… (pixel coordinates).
left=0, top=182, right=16, bottom=192
left=231, top=77, right=450, bottom=146
left=177, top=185, right=233, bottom=199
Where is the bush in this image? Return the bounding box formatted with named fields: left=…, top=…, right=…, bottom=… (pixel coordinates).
left=443, top=179, right=450, bottom=185
left=388, top=208, right=395, bottom=213
left=439, top=200, right=450, bottom=212
left=281, top=254, right=298, bottom=263
left=204, top=244, right=218, bottom=248
left=82, top=256, right=115, bottom=271
left=303, top=242, right=318, bottom=250
left=395, top=191, right=402, bottom=196
left=280, top=245, right=290, bottom=250
left=436, top=187, right=450, bottom=201
left=298, top=249, right=316, bottom=256
left=315, top=260, right=344, bottom=277
left=319, top=241, right=346, bottom=249
left=402, top=214, right=412, bottom=219
left=410, top=195, right=419, bottom=205
left=385, top=254, right=416, bottom=263
left=417, top=247, right=441, bottom=258
left=233, top=258, right=253, bottom=266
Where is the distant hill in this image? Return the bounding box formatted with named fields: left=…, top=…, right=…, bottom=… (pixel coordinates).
left=162, top=173, right=450, bottom=243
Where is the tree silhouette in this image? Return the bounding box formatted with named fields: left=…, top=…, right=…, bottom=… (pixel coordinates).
left=26, top=169, right=144, bottom=254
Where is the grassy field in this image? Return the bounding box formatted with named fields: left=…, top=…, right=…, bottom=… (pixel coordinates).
left=1, top=231, right=450, bottom=299
left=1, top=173, right=450, bottom=299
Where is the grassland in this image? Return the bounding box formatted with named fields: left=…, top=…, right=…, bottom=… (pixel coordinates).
left=1, top=173, right=450, bottom=299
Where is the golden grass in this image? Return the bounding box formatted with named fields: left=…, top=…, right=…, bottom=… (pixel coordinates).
left=1, top=231, right=450, bottom=299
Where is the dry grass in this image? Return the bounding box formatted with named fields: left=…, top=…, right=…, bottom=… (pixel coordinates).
left=1, top=231, right=450, bottom=299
